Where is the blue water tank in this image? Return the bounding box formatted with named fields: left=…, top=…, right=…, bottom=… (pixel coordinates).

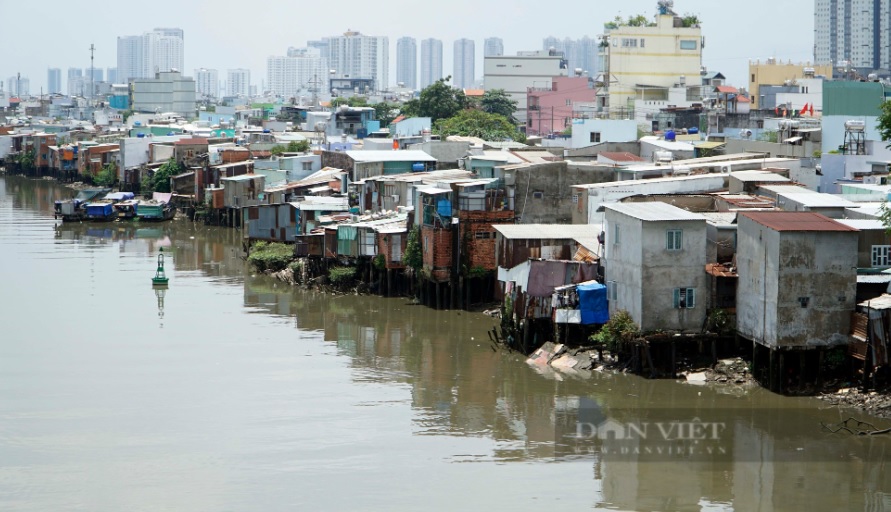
left=263, top=129, right=271, bottom=133
left=688, top=127, right=699, bottom=134
left=137, top=133, right=145, bottom=138
left=167, top=132, right=175, bottom=136
left=665, top=130, right=676, bottom=141
left=134, top=121, right=142, bottom=126
left=411, top=162, right=426, bottom=172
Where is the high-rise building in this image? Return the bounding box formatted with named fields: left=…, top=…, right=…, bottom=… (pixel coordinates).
left=267, top=55, right=298, bottom=98
left=307, top=39, right=330, bottom=62
left=815, top=0, right=891, bottom=70
left=47, top=68, right=61, bottom=94
left=326, top=30, right=389, bottom=91
left=116, top=35, right=143, bottom=82
left=195, top=68, right=219, bottom=99
left=420, top=38, right=443, bottom=89
left=6, top=76, right=29, bottom=97
left=453, top=38, right=475, bottom=89
left=543, top=36, right=598, bottom=77
left=396, top=37, right=418, bottom=89
left=267, top=48, right=326, bottom=100
left=88, top=68, right=104, bottom=82
left=106, top=68, right=118, bottom=84
left=67, top=68, right=84, bottom=97
left=484, top=37, right=504, bottom=57
left=226, top=69, right=251, bottom=97
left=117, top=28, right=185, bottom=81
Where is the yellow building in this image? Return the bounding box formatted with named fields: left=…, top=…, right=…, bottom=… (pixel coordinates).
left=748, top=59, right=832, bottom=109
left=600, top=11, right=703, bottom=115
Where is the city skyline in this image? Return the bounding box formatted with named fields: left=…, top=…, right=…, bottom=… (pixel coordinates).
left=3, top=0, right=814, bottom=94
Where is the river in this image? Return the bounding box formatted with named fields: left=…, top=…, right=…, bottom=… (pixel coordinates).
left=0, top=175, right=889, bottom=511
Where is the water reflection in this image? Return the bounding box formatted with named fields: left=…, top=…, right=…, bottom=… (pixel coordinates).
left=4, top=175, right=891, bottom=511
left=244, top=263, right=891, bottom=511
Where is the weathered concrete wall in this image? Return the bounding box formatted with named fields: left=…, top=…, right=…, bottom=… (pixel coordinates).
left=406, top=141, right=469, bottom=168
left=604, top=210, right=707, bottom=332
left=851, top=229, right=888, bottom=269
left=736, top=216, right=780, bottom=346
left=706, top=224, right=737, bottom=263
left=511, top=161, right=613, bottom=224
left=639, top=219, right=708, bottom=332
left=603, top=210, right=644, bottom=326
left=737, top=216, right=857, bottom=348
left=565, top=141, right=640, bottom=161
left=774, top=231, right=857, bottom=347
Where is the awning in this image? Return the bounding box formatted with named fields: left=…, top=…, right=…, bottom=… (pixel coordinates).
left=694, top=141, right=725, bottom=149
left=783, top=136, right=803, bottom=144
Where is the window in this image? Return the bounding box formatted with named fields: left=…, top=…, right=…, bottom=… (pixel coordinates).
left=607, top=280, right=617, bottom=301
left=621, top=38, right=638, bottom=48
left=613, top=223, right=620, bottom=245
left=475, top=231, right=493, bottom=239
left=566, top=99, right=572, bottom=106
left=640, top=38, right=645, bottom=48
left=302, top=161, right=313, bottom=171
left=872, top=245, right=890, bottom=267
left=590, top=132, right=601, bottom=143
left=673, top=288, right=696, bottom=309
left=680, top=40, right=698, bottom=50
left=666, top=229, right=683, bottom=250
left=532, top=191, right=544, bottom=199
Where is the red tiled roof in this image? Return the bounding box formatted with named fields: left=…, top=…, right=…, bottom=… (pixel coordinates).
left=736, top=95, right=751, bottom=103
left=464, top=89, right=485, bottom=97
left=391, top=115, right=406, bottom=124
left=715, top=85, right=739, bottom=94
left=599, top=151, right=645, bottom=162
left=741, top=211, right=858, bottom=232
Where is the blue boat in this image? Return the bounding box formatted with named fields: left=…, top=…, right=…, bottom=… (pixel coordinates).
left=84, top=202, right=116, bottom=221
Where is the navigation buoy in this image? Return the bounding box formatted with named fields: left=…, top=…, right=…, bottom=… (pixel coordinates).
left=152, top=247, right=169, bottom=287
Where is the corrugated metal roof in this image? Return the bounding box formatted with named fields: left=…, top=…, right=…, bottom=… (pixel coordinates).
left=693, top=141, right=725, bottom=150
left=740, top=211, right=859, bottom=232
left=760, top=184, right=815, bottom=194
left=415, top=185, right=451, bottom=195
left=731, top=170, right=790, bottom=182
left=604, top=202, right=706, bottom=222
left=599, top=151, right=645, bottom=162
left=836, top=219, right=885, bottom=231
left=858, top=294, right=891, bottom=309
left=493, top=224, right=601, bottom=240
left=345, top=150, right=436, bottom=163
left=857, top=275, right=891, bottom=284
left=777, top=192, right=858, bottom=208
left=701, top=212, right=738, bottom=226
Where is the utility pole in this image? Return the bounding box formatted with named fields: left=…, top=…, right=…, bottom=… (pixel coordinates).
left=90, top=43, right=95, bottom=104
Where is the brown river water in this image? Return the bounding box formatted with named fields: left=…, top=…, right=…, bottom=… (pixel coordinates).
left=1, top=175, right=890, bottom=511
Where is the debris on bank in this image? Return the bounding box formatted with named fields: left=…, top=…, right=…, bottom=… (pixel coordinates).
left=525, top=341, right=755, bottom=387
left=818, top=388, right=891, bottom=420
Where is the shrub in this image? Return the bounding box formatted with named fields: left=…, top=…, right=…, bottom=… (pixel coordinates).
left=589, top=310, right=639, bottom=352
left=372, top=254, right=386, bottom=270
left=247, top=242, right=294, bottom=272
left=288, top=260, right=304, bottom=274
left=328, top=266, right=356, bottom=286
left=404, top=227, right=422, bottom=271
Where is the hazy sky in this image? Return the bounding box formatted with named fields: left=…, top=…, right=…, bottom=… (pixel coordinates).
left=3, top=0, right=815, bottom=93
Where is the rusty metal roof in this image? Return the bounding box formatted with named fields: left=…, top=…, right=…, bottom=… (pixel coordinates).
left=705, top=263, right=738, bottom=278
left=740, top=211, right=859, bottom=232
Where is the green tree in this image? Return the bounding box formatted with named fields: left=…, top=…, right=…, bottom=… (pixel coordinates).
left=94, top=163, right=117, bottom=187
left=680, top=13, right=701, bottom=27
left=480, top=89, right=518, bottom=122
left=270, top=145, right=286, bottom=156
left=878, top=100, right=891, bottom=148
left=417, top=77, right=467, bottom=122
left=626, top=14, right=650, bottom=26
left=404, top=227, right=422, bottom=271
left=331, top=96, right=369, bottom=108
left=15, top=150, right=35, bottom=171
left=434, top=109, right=525, bottom=141
left=286, top=139, right=310, bottom=152
left=374, top=101, right=401, bottom=126
left=145, top=158, right=182, bottom=194
left=400, top=98, right=421, bottom=119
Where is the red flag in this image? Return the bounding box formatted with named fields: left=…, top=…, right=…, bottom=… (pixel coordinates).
left=810, top=103, right=815, bottom=115
left=801, top=103, right=809, bottom=116
left=775, top=106, right=779, bottom=115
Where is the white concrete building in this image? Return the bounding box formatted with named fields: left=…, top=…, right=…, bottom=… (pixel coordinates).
left=453, top=38, right=475, bottom=89
left=47, top=68, right=61, bottom=95
left=227, top=69, right=250, bottom=97
left=266, top=55, right=297, bottom=98
left=569, top=119, right=638, bottom=149
left=420, top=38, right=443, bottom=89
left=6, top=76, right=29, bottom=97
left=195, top=68, right=219, bottom=99
left=396, top=37, right=417, bottom=90
left=327, top=30, right=389, bottom=91
left=603, top=202, right=708, bottom=332
left=131, top=70, right=196, bottom=118
left=483, top=50, right=568, bottom=125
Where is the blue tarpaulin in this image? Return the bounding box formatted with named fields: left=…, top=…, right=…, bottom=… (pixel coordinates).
left=577, top=282, right=609, bottom=325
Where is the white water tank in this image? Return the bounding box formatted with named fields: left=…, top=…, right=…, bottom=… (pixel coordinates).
left=845, top=120, right=866, bottom=132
